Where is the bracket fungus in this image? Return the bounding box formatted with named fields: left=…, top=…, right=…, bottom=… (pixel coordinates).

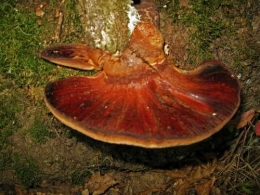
left=40, top=0, right=240, bottom=148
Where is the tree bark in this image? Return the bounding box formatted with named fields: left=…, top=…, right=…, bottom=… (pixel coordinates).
left=77, top=0, right=134, bottom=53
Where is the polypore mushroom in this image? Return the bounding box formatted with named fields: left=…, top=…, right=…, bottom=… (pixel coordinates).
left=40, top=0, right=240, bottom=148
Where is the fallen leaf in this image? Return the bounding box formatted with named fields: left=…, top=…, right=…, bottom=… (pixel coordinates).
left=14, top=185, right=27, bottom=195
left=82, top=189, right=89, bottom=195
left=173, top=179, right=190, bottom=195
left=195, top=177, right=215, bottom=195
left=85, top=172, right=117, bottom=195
left=180, top=0, right=189, bottom=7
left=166, top=170, right=187, bottom=178
left=236, top=109, right=255, bottom=128
left=35, top=4, right=45, bottom=17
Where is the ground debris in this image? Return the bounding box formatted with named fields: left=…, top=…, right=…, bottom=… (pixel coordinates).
left=84, top=172, right=117, bottom=195
left=232, top=109, right=256, bottom=129
left=195, top=177, right=215, bottom=195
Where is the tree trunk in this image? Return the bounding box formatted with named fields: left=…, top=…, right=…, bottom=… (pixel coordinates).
left=77, top=0, right=135, bottom=53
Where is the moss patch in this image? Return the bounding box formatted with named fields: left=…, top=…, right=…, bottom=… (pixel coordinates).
left=12, top=152, right=40, bottom=188
left=27, top=118, right=56, bottom=144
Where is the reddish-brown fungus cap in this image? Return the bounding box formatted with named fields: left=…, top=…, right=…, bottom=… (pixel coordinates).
left=41, top=9, right=240, bottom=148
left=44, top=59, right=240, bottom=148
left=39, top=43, right=104, bottom=70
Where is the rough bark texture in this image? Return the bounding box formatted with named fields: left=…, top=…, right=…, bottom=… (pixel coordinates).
left=77, top=0, right=132, bottom=53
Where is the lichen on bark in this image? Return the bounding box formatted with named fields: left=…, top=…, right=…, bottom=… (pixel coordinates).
left=77, top=0, right=133, bottom=53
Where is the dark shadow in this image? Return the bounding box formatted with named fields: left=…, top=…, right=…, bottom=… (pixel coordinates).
left=72, top=123, right=238, bottom=169
left=132, top=0, right=141, bottom=5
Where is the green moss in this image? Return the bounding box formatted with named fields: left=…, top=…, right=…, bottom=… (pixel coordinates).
left=70, top=170, right=92, bottom=185
left=0, top=1, right=54, bottom=87
left=160, top=0, right=228, bottom=63
left=0, top=80, right=29, bottom=177
left=12, top=152, right=40, bottom=188
left=0, top=80, right=21, bottom=150
left=0, top=95, right=17, bottom=130
left=27, top=118, right=55, bottom=144
left=0, top=87, right=14, bottom=169
left=63, top=0, right=85, bottom=42
left=0, top=152, right=12, bottom=172
left=239, top=180, right=258, bottom=195
left=0, top=127, right=13, bottom=153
